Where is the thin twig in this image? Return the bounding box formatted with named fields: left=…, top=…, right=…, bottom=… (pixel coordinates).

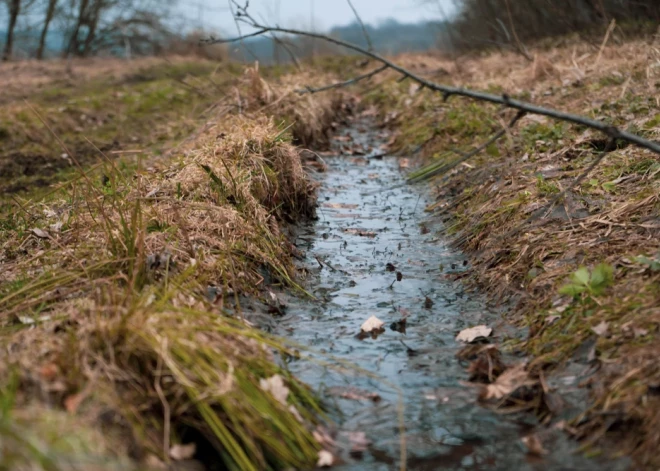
left=503, top=0, right=533, bottom=61
left=209, top=16, right=660, bottom=156
left=346, top=0, right=373, bottom=51
left=297, top=64, right=388, bottom=94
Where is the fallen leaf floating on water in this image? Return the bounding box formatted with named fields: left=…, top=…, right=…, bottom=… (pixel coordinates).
left=316, top=450, right=335, bottom=468
left=398, top=158, right=410, bottom=169
left=323, top=202, right=359, bottom=209
left=169, top=443, right=197, bottom=461
left=259, top=374, right=289, bottom=405
left=343, top=228, right=377, bottom=238
left=456, top=325, right=493, bottom=343
left=348, top=431, right=371, bottom=453
left=328, top=386, right=381, bottom=402
left=361, top=315, right=385, bottom=333
left=386, top=262, right=396, bottom=272
left=480, top=364, right=536, bottom=400
left=591, top=320, right=609, bottom=337
left=521, top=434, right=548, bottom=456
left=396, top=271, right=403, bottom=282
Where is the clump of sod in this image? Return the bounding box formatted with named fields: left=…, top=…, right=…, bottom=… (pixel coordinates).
left=0, top=85, right=342, bottom=469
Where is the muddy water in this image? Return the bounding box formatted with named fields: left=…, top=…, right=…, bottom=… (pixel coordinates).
left=279, top=119, right=623, bottom=470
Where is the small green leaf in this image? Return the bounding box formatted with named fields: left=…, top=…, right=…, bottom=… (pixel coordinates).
left=602, top=181, right=616, bottom=192
left=559, top=284, right=586, bottom=297
left=588, top=178, right=599, bottom=187
left=571, top=267, right=590, bottom=286
left=590, top=263, right=614, bottom=294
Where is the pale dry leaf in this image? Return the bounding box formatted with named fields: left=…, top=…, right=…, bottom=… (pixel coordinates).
left=323, top=202, right=359, bottom=209
left=591, top=321, right=609, bottom=337
left=348, top=431, right=371, bottom=453
left=521, top=434, right=547, bottom=456
left=361, top=315, right=385, bottom=333
left=545, top=315, right=561, bottom=325
left=316, top=450, right=334, bottom=468
left=482, top=364, right=535, bottom=400
left=456, top=325, right=492, bottom=343
left=259, top=374, right=289, bottom=405
left=169, top=443, right=197, bottom=461
left=49, top=221, right=63, bottom=233
left=313, top=426, right=336, bottom=449
left=31, top=228, right=50, bottom=239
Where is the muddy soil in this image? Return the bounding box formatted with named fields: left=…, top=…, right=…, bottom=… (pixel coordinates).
left=276, top=117, right=628, bottom=470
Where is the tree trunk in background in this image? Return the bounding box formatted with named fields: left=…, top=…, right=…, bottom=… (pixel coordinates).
left=66, top=0, right=89, bottom=57
left=2, top=0, right=22, bottom=61
left=81, top=0, right=103, bottom=57
left=36, top=0, right=58, bottom=59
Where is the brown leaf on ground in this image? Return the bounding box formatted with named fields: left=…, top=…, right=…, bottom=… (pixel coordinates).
left=480, top=364, right=537, bottom=400
left=64, top=388, right=91, bottom=414
left=465, top=345, right=507, bottom=383
left=591, top=321, right=609, bottom=337
left=521, top=434, right=548, bottom=456
left=31, top=228, right=50, bottom=239
left=398, top=158, right=410, bottom=169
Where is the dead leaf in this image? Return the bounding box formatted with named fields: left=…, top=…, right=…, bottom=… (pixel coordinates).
left=521, top=434, right=547, bottom=456
left=39, top=363, right=59, bottom=381
left=317, top=450, right=334, bottom=468
left=64, top=392, right=85, bottom=414
left=323, top=202, right=359, bottom=209
left=591, top=321, right=609, bottom=337
left=348, top=431, right=371, bottom=453
left=343, top=228, right=376, bottom=238
left=31, top=228, right=50, bottom=239
left=328, top=386, right=381, bottom=402
left=545, top=315, right=561, bottom=325
left=398, top=158, right=410, bottom=169
left=481, top=364, right=536, bottom=400
left=361, top=315, right=385, bottom=333
left=313, top=426, right=336, bottom=449
left=259, top=374, right=289, bottom=405
left=456, top=325, right=493, bottom=343
left=169, top=443, right=197, bottom=461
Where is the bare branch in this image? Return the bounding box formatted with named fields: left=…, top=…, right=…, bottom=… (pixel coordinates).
left=297, top=64, right=388, bottom=94
left=207, top=19, right=660, bottom=156
left=346, top=0, right=373, bottom=52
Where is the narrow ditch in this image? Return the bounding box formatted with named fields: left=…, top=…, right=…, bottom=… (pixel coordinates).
left=276, top=115, right=626, bottom=470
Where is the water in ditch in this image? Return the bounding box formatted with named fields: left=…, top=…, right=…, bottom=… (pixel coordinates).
left=275, top=116, right=626, bottom=471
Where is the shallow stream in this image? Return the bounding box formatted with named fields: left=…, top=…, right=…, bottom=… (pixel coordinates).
left=276, top=117, right=624, bottom=470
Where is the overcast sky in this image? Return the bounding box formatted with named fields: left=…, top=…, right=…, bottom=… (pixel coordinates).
left=177, top=0, right=456, bottom=34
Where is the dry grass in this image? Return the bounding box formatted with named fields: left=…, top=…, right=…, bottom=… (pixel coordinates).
left=364, top=36, right=660, bottom=467
left=0, top=63, right=346, bottom=470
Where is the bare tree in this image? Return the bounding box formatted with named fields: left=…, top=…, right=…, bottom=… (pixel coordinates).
left=2, top=0, right=21, bottom=61
left=36, top=0, right=58, bottom=59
